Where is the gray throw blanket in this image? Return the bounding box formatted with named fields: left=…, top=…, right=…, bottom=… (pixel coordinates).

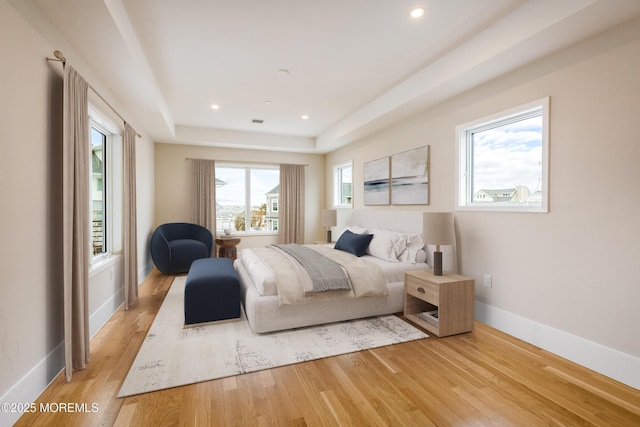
left=273, top=244, right=352, bottom=293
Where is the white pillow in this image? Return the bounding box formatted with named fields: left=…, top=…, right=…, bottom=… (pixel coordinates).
left=348, top=225, right=368, bottom=234
left=407, top=233, right=425, bottom=263
left=415, top=249, right=427, bottom=264
left=367, top=228, right=405, bottom=262
left=394, top=233, right=425, bottom=264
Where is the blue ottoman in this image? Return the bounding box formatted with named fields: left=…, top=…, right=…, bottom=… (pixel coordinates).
left=184, top=258, right=241, bottom=326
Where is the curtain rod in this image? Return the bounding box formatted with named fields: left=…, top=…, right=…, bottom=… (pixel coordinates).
left=47, top=50, right=141, bottom=138
left=185, top=158, right=309, bottom=167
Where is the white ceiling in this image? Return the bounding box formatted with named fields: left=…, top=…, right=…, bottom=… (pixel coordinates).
left=27, top=0, right=640, bottom=153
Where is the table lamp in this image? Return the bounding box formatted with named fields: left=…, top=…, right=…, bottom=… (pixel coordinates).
left=423, top=212, right=454, bottom=276
left=321, top=209, right=337, bottom=242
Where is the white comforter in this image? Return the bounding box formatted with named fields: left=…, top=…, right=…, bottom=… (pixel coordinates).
left=239, top=245, right=388, bottom=305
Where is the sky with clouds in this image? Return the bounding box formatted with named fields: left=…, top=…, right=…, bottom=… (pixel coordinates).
left=471, top=115, right=542, bottom=194
left=216, top=167, right=279, bottom=207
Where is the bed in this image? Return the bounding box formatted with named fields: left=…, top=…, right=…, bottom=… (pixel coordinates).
left=235, top=210, right=456, bottom=333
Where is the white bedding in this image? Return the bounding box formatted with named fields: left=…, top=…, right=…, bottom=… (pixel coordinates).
left=245, top=245, right=388, bottom=305
left=237, top=244, right=430, bottom=298
left=359, top=254, right=431, bottom=282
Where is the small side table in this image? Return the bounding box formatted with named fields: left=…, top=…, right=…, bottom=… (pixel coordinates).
left=215, top=236, right=241, bottom=261
left=404, top=269, right=475, bottom=337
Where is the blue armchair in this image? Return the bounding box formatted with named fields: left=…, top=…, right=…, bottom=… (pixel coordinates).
left=150, top=223, right=213, bottom=274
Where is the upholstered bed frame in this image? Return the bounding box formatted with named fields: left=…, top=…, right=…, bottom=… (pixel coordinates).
left=236, top=210, right=456, bottom=333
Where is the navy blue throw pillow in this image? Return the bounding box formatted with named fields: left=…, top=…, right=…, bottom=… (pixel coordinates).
left=334, top=230, right=374, bottom=257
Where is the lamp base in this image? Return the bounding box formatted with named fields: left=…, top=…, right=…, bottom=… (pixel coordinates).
left=433, top=251, right=443, bottom=276
left=326, top=229, right=332, bottom=243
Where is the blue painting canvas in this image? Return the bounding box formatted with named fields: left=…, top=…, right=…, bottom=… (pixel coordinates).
left=364, top=157, right=390, bottom=205
left=391, top=145, right=429, bottom=205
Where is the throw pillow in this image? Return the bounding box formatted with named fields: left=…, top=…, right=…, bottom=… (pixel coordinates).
left=334, top=230, right=374, bottom=257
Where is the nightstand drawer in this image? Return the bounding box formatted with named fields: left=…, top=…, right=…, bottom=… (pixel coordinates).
left=406, top=276, right=438, bottom=302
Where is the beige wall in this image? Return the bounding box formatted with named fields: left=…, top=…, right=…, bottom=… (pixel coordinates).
left=154, top=143, right=326, bottom=249
left=0, top=0, right=155, bottom=417
left=3, top=0, right=639, bottom=412
left=327, top=19, right=640, bottom=363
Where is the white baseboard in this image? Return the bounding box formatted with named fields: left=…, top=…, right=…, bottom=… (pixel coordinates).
left=0, top=279, right=136, bottom=427
left=0, top=343, right=65, bottom=427
left=89, top=261, right=152, bottom=339
left=89, top=286, right=125, bottom=339
left=139, top=260, right=153, bottom=284
left=476, top=301, right=640, bottom=390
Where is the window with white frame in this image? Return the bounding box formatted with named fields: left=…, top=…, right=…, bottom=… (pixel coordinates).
left=215, top=164, right=280, bottom=234
left=89, top=111, right=122, bottom=262
left=456, top=98, right=549, bottom=212
left=90, top=126, right=108, bottom=257
left=333, top=161, right=353, bottom=207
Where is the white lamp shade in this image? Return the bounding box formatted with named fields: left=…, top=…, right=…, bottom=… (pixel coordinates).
left=321, top=209, right=337, bottom=227
left=423, top=212, right=454, bottom=246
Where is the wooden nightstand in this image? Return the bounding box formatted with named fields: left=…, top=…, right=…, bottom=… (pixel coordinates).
left=404, top=270, right=475, bottom=337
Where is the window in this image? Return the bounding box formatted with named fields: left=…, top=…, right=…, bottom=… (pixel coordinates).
left=333, top=161, right=353, bottom=207
left=90, top=126, right=107, bottom=257
left=215, top=164, right=280, bottom=234
left=456, top=98, right=549, bottom=212
left=89, top=110, right=122, bottom=263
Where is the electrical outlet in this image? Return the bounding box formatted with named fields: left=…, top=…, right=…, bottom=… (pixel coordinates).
left=483, top=274, right=492, bottom=288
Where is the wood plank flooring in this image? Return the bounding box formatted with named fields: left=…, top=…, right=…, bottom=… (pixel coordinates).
left=15, top=269, right=640, bottom=426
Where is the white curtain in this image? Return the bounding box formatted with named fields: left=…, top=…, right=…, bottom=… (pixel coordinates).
left=62, top=66, right=90, bottom=381
left=278, top=164, right=305, bottom=244
left=123, top=123, right=138, bottom=309
left=192, top=159, right=216, bottom=237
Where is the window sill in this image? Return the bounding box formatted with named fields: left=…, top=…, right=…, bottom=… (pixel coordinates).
left=455, top=204, right=548, bottom=213
left=218, top=232, right=278, bottom=237
left=90, top=252, right=122, bottom=276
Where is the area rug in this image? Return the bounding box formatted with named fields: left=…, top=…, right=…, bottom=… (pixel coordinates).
left=118, top=276, right=427, bottom=397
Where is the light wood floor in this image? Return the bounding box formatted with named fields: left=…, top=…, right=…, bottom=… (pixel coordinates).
left=16, top=269, right=640, bottom=426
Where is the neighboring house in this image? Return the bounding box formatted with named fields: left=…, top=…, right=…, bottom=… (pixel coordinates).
left=91, top=147, right=104, bottom=255
left=265, top=184, right=279, bottom=231
left=213, top=178, right=233, bottom=232
left=473, top=185, right=532, bottom=204
left=214, top=177, right=228, bottom=212
left=341, top=181, right=352, bottom=205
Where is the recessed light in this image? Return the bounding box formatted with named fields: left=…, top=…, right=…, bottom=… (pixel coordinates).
left=265, top=100, right=272, bottom=105
left=301, top=115, right=309, bottom=120
left=277, top=69, right=291, bottom=76
left=410, top=7, right=425, bottom=18
left=211, top=104, right=220, bottom=110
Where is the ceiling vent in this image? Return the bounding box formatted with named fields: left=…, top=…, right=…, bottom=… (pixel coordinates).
left=252, top=119, right=264, bottom=124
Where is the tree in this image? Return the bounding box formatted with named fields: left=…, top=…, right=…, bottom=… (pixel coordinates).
left=235, top=205, right=267, bottom=231
left=234, top=212, right=245, bottom=231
